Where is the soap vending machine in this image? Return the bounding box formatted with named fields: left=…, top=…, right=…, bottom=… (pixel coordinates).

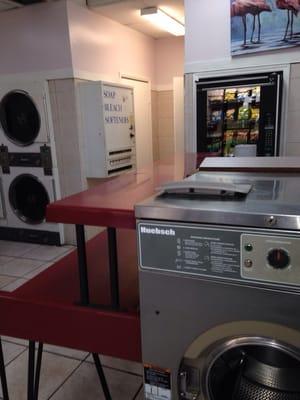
left=79, top=81, right=136, bottom=178
left=196, top=71, right=283, bottom=157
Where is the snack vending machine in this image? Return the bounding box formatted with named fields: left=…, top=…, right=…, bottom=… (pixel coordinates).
left=196, top=71, right=283, bottom=156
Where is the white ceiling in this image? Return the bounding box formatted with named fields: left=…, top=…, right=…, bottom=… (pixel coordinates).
left=88, top=0, right=185, bottom=39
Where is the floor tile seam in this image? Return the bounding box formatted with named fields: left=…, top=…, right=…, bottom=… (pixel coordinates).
left=4, top=347, right=28, bottom=368
left=2, top=339, right=90, bottom=363
left=1, top=338, right=27, bottom=347
left=0, top=255, right=43, bottom=261
left=132, top=383, right=143, bottom=400
left=0, top=257, right=19, bottom=264
left=0, top=273, right=19, bottom=279
left=22, top=263, right=54, bottom=278
left=0, top=270, right=32, bottom=279
left=20, top=257, right=56, bottom=261
left=46, top=358, right=85, bottom=400
left=84, top=359, right=143, bottom=378
left=82, top=352, right=91, bottom=362
left=19, top=250, right=73, bottom=260
left=0, top=278, right=28, bottom=290
left=4, top=259, right=47, bottom=268
left=42, top=349, right=89, bottom=362
left=0, top=258, right=59, bottom=277
left=12, top=258, right=59, bottom=263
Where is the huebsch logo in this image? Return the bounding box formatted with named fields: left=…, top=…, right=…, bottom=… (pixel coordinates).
left=140, top=226, right=175, bottom=236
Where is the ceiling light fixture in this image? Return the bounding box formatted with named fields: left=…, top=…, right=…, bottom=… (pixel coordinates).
left=140, top=7, right=185, bottom=36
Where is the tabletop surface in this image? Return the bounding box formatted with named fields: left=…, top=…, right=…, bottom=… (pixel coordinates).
left=46, top=153, right=199, bottom=229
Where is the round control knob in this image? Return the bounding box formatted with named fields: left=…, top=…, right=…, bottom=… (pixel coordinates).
left=267, top=248, right=290, bottom=269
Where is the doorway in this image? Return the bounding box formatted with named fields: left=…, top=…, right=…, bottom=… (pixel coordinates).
left=121, top=75, right=153, bottom=171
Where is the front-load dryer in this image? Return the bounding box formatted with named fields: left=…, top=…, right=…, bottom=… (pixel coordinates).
left=0, top=80, right=51, bottom=153
left=135, top=171, right=300, bottom=400
left=1, top=166, right=62, bottom=244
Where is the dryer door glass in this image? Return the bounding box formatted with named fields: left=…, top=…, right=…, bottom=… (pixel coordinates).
left=0, top=91, right=41, bottom=146
left=9, top=174, right=49, bottom=224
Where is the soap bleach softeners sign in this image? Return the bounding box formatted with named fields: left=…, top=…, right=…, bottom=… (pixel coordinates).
left=79, top=81, right=136, bottom=178
left=103, top=84, right=135, bottom=152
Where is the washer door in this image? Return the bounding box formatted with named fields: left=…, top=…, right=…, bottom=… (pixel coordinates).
left=9, top=174, right=49, bottom=224
left=0, top=90, right=41, bottom=146
left=207, top=341, right=300, bottom=400
left=179, top=323, right=300, bottom=400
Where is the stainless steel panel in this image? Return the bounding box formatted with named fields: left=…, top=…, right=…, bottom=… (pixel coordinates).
left=139, top=271, right=300, bottom=399
left=135, top=172, right=300, bottom=231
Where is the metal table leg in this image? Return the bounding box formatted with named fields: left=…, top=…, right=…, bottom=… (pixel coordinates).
left=75, top=225, right=90, bottom=306
left=27, top=341, right=43, bottom=400
left=92, top=354, right=112, bottom=400
left=107, top=227, right=120, bottom=310
left=75, top=225, right=120, bottom=310
left=0, top=338, right=9, bottom=400
left=27, top=341, right=35, bottom=400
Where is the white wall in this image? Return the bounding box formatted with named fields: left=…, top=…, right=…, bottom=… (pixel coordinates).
left=0, top=0, right=184, bottom=88
left=0, top=1, right=72, bottom=76
left=67, top=2, right=184, bottom=89
left=184, top=0, right=300, bottom=72
left=155, top=37, right=184, bottom=90
left=67, top=1, right=156, bottom=84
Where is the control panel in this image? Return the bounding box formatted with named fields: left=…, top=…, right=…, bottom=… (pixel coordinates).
left=241, top=234, right=299, bottom=286
left=138, top=221, right=300, bottom=288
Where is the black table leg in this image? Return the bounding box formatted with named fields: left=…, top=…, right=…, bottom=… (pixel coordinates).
left=27, top=341, right=35, bottom=400
left=107, top=227, right=120, bottom=310
left=75, top=225, right=90, bottom=306
left=33, top=343, right=43, bottom=400
left=0, top=338, right=9, bottom=400
left=92, top=354, right=112, bottom=400
left=27, top=341, right=43, bottom=400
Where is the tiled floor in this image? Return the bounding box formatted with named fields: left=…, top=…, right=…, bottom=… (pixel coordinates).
left=0, top=240, right=144, bottom=400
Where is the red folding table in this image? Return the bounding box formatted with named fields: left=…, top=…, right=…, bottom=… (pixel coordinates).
left=0, top=154, right=199, bottom=400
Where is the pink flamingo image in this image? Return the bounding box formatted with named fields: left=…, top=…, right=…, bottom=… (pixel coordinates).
left=231, top=0, right=272, bottom=46
left=276, top=0, right=300, bottom=40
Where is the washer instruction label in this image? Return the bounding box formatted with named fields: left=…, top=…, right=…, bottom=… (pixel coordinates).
left=138, top=222, right=241, bottom=280
left=144, top=364, right=171, bottom=400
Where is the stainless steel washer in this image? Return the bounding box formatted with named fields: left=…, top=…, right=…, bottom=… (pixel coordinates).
left=135, top=171, right=300, bottom=400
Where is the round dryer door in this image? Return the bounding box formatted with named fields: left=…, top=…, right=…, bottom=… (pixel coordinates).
left=0, top=90, right=41, bottom=146
left=9, top=174, right=49, bottom=224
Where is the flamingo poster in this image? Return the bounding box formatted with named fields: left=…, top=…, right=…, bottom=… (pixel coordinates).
left=231, top=0, right=300, bottom=55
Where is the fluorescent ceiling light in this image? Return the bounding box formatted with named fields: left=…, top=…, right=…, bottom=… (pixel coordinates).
left=140, top=7, right=185, bottom=36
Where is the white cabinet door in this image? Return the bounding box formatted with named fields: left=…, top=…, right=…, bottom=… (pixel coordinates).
left=103, top=84, right=135, bottom=152
left=121, top=78, right=153, bottom=171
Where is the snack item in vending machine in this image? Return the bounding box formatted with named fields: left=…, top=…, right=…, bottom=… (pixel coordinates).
left=237, top=87, right=251, bottom=102
left=207, top=140, right=222, bottom=152
left=224, top=130, right=234, bottom=143
left=212, top=140, right=222, bottom=152
left=251, top=107, right=260, bottom=122
left=249, top=130, right=259, bottom=143
left=236, top=130, right=248, bottom=144
left=251, top=86, right=261, bottom=103
left=224, top=89, right=237, bottom=102
left=223, top=130, right=235, bottom=157
left=208, top=89, right=224, bottom=103
left=211, top=110, right=222, bottom=122
left=226, top=108, right=235, bottom=120
left=238, top=98, right=252, bottom=120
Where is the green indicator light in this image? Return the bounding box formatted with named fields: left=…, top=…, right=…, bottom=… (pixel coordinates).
left=245, top=244, right=253, bottom=252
